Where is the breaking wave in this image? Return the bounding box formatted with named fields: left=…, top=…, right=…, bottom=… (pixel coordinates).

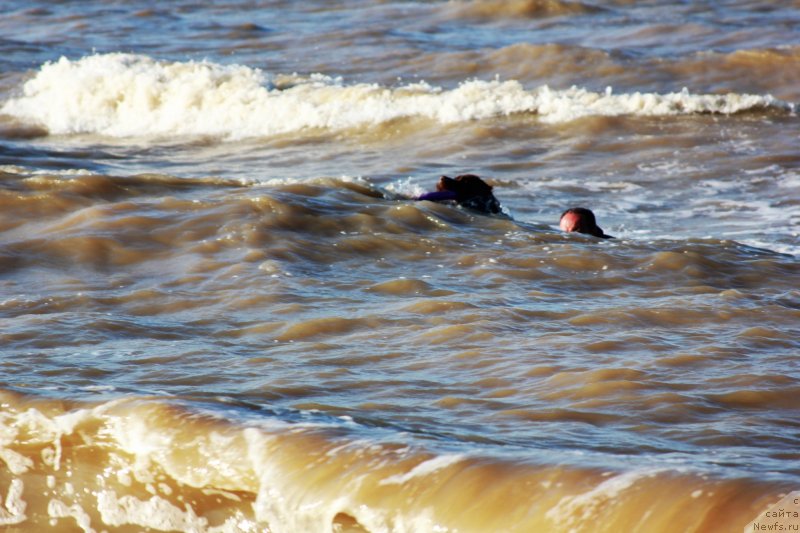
left=0, top=390, right=784, bottom=532
left=1, top=53, right=792, bottom=141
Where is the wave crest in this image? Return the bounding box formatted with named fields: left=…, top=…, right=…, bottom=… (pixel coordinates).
left=1, top=53, right=792, bottom=141
left=0, top=390, right=784, bottom=532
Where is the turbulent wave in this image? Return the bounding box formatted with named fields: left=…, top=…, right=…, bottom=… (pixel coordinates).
left=0, top=390, right=783, bottom=532
left=0, top=53, right=792, bottom=141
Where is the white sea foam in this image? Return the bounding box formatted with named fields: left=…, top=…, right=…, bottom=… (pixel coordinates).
left=385, top=177, right=427, bottom=199
left=379, top=454, right=465, bottom=486
left=545, top=469, right=664, bottom=531
left=1, top=53, right=791, bottom=141
left=0, top=479, right=26, bottom=526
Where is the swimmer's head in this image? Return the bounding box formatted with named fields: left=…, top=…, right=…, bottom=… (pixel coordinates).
left=559, top=208, right=612, bottom=239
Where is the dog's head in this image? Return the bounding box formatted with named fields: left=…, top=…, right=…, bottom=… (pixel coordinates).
left=437, top=174, right=501, bottom=214
left=438, top=174, right=493, bottom=197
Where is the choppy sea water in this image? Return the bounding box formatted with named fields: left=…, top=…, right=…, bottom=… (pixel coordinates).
left=1, top=1, right=799, bottom=532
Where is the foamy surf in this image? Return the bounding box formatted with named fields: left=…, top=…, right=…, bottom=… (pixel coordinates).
left=0, top=391, right=783, bottom=532
left=1, top=53, right=792, bottom=140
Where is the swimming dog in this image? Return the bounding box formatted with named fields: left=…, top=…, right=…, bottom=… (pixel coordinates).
left=416, top=174, right=502, bottom=215
left=559, top=207, right=613, bottom=239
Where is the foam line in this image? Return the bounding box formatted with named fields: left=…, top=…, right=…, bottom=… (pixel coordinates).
left=1, top=54, right=792, bottom=140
